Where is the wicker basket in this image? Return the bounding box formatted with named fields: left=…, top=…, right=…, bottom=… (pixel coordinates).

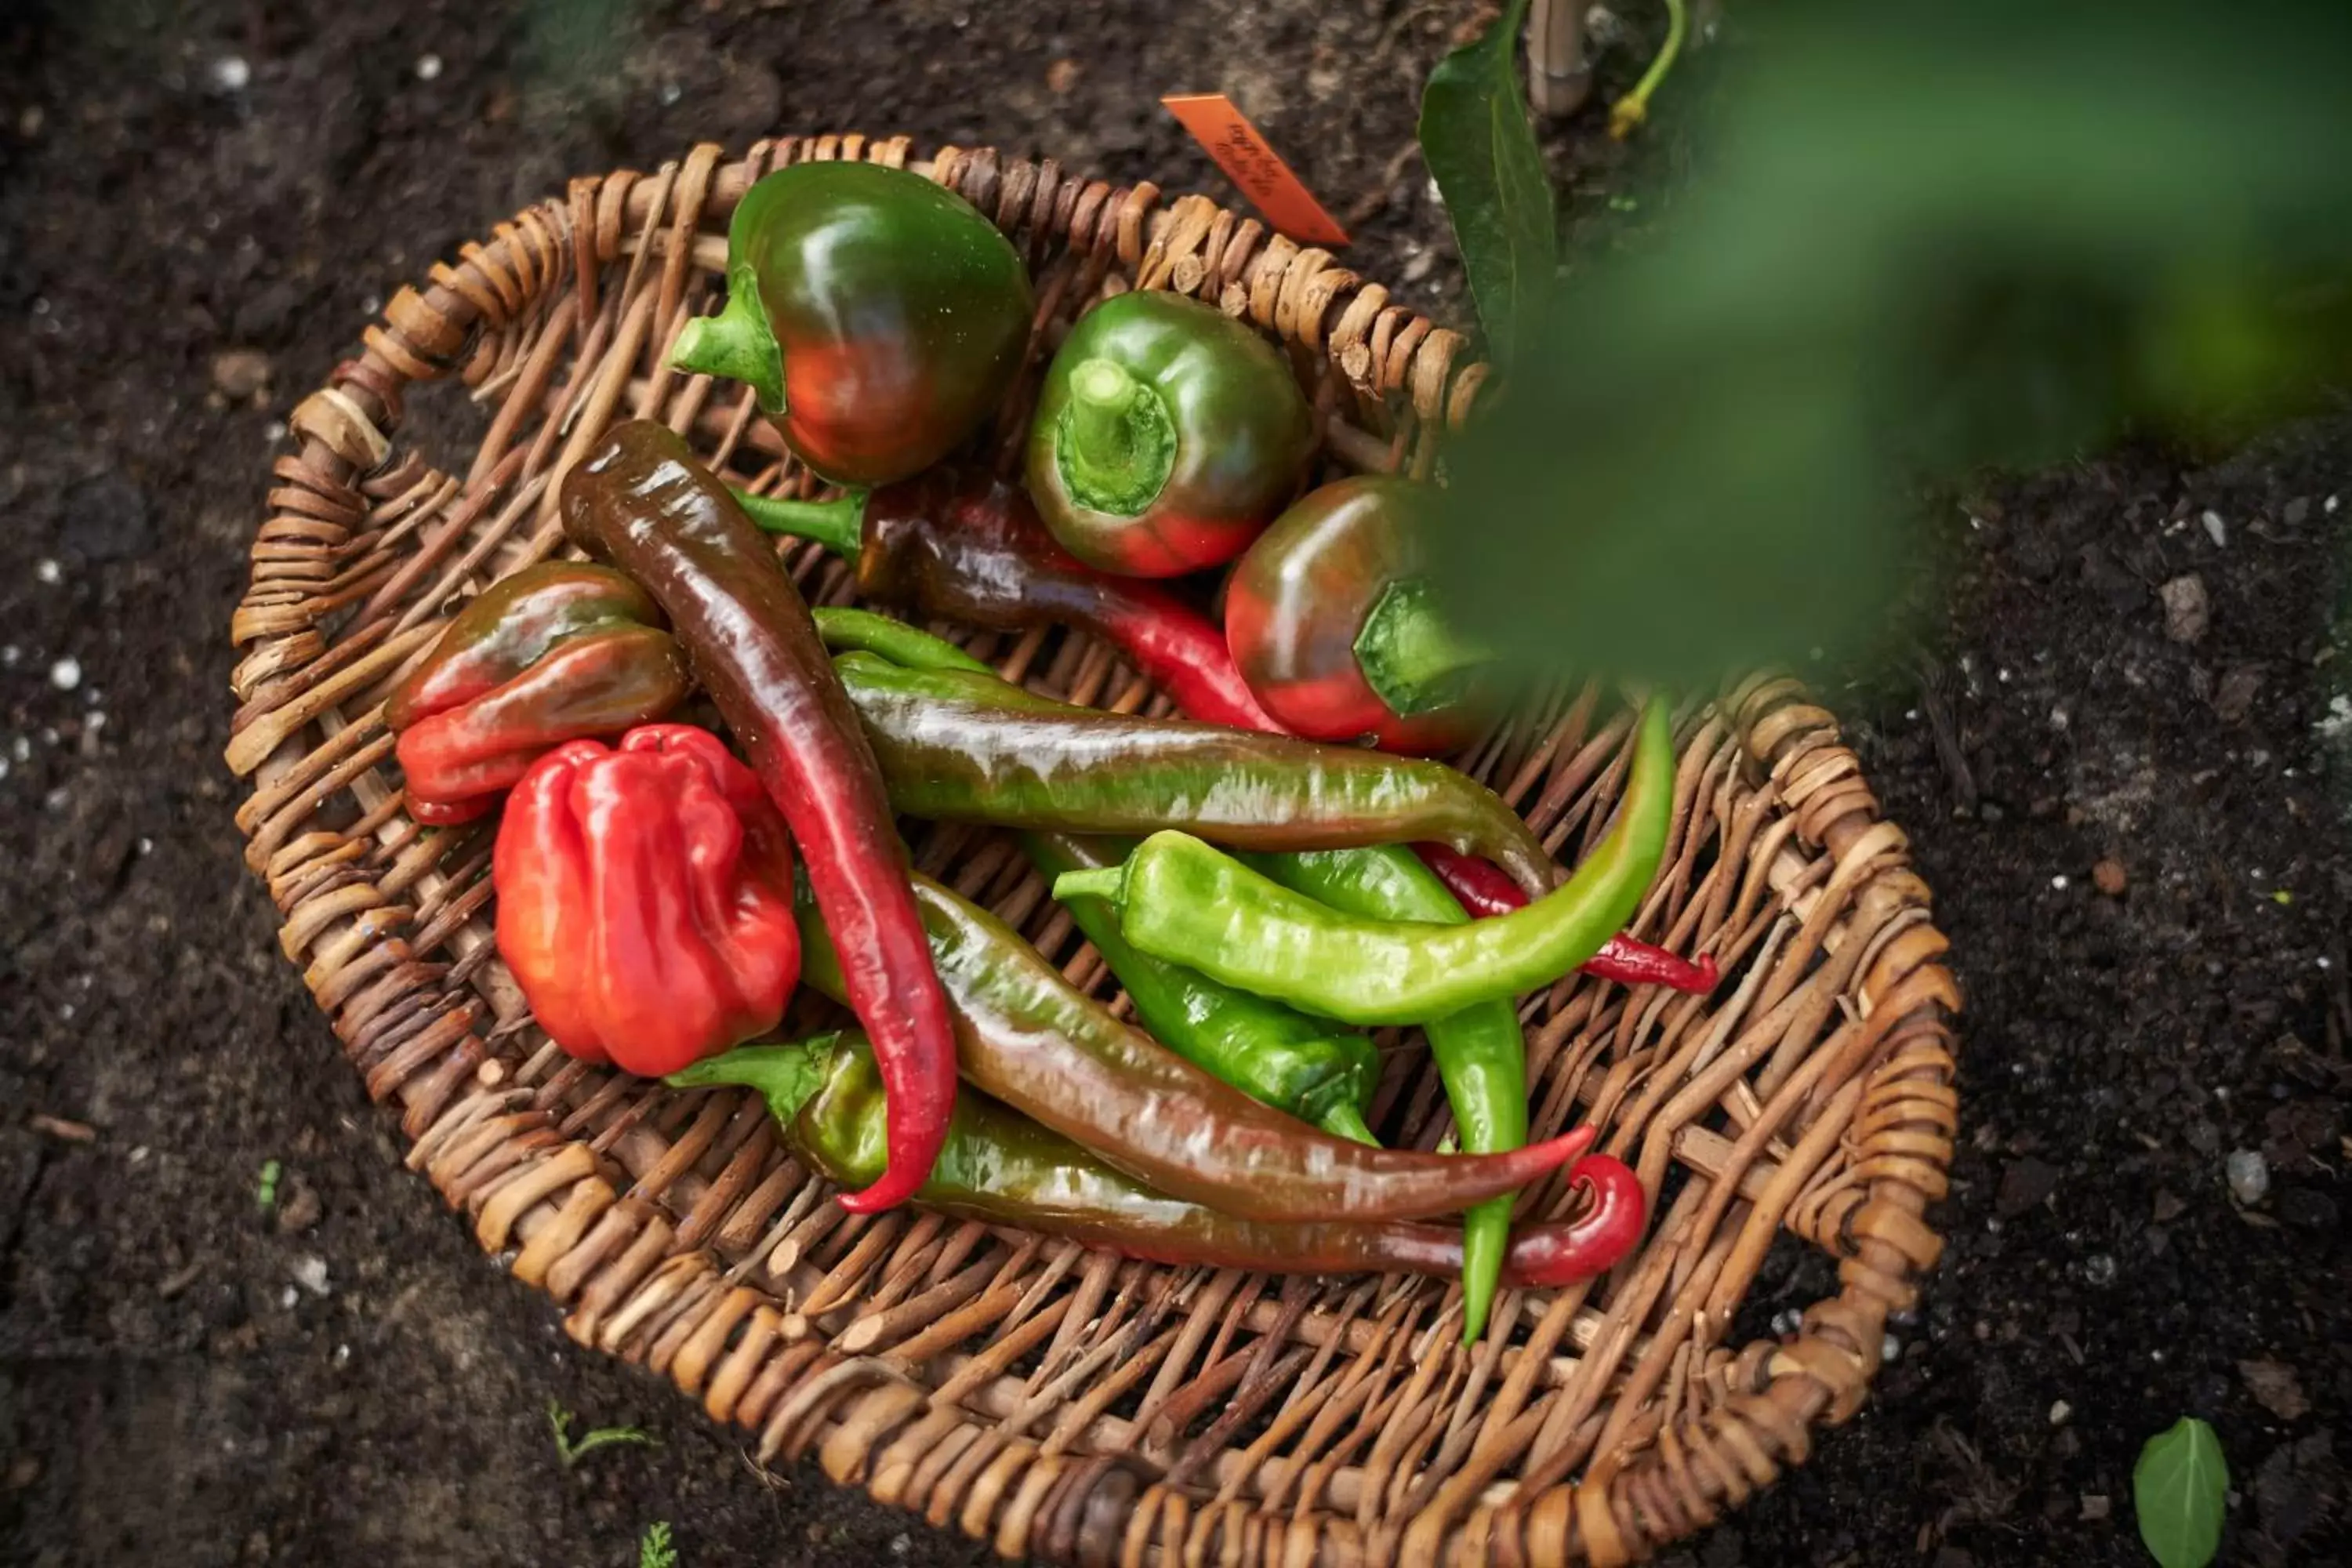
left=224, top=136, right=1959, bottom=1567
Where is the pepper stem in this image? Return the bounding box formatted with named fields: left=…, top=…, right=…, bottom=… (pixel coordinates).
left=1353, top=577, right=1491, bottom=718
left=1054, top=357, right=1178, bottom=517
left=1607, top=0, right=1687, bottom=140
left=730, top=487, right=868, bottom=562
left=665, top=1034, right=840, bottom=1124
left=670, top=263, right=786, bottom=412
left=1051, top=866, right=1126, bottom=905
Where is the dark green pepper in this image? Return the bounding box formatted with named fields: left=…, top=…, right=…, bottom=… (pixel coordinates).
left=1026, top=832, right=1381, bottom=1144
left=1241, top=846, right=1529, bottom=1345
left=669, top=162, right=1034, bottom=488
left=1023, top=290, right=1315, bottom=577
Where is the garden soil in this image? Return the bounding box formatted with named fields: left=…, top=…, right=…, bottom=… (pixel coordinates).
left=2, top=2, right=2344, bottom=1565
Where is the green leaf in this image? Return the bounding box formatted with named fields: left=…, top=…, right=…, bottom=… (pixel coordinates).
left=2135, top=1417, right=2228, bottom=1568
left=1417, top=0, right=1556, bottom=353
left=637, top=1520, right=677, bottom=1568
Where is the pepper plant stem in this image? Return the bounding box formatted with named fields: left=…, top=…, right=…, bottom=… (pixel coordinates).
left=669, top=266, right=787, bottom=412
left=731, top=487, right=868, bottom=561
left=1054, top=356, right=1177, bottom=515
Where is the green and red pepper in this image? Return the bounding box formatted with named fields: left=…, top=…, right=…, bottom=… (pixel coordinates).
left=669, top=161, right=1034, bottom=488
left=385, top=563, right=689, bottom=824
left=1025, top=289, right=1315, bottom=577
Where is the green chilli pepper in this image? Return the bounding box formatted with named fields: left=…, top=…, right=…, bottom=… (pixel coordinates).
left=1026, top=832, right=1381, bottom=1144
left=1054, top=696, right=1677, bottom=1025
left=828, top=651, right=1555, bottom=890
left=1025, top=290, right=1315, bottom=577
left=669, top=162, right=1034, bottom=488
left=1240, top=846, right=1526, bottom=1344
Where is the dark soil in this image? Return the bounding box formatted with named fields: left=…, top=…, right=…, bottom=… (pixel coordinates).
left=2, top=2, right=2345, bottom=1566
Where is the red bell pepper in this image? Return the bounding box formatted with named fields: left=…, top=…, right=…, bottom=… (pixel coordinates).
left=493, top=724, right=800, bottom=1077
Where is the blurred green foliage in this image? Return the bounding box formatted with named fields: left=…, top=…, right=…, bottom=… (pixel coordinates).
left=1432, top=0, right=2352, bottom=687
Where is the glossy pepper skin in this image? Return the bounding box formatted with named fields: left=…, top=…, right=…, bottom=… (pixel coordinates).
left=831, top=649, right=1555, bottom=892
left=495, top=726, right=798, bottom=1076
left=794, top=602, right=1711, bottom=994
left=1056, top=696, right=1677, bottom=1025
left=1227, top=475, right=1490, bottom=753
left=561, top=420, right=957, bottom=1215
left=735, top=473, right=1282, bottom=729
left=385, top=563, right=690, bottom=824
left=673, top=1033, right=1647, bottom=1287
left=1245, top=846, right=1528, bottom=1345
left=791, top=869, right=1594, bottom=1223
left=1025, top=290, right=1314, bottom=577
left=667, top=162, right=1033, bottom=488
left=1027, top=832, right=1381, bottom=1144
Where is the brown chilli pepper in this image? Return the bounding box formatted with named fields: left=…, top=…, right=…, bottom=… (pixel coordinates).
left=385, top=563, right=690, bottom=825
left=560, top=419, right=956, bottom=1214
left=734, top=472, right=1283, bottom=731
left=673, top=1031, right=1646, bottom=1287
left=790, top=869, right=1593, bottom=1223
left=829, top=649, right=1556, bottom=894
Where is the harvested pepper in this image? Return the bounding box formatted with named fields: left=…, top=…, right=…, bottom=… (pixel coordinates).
left=385, top=562, right=690, bottom=824
left=1025, top=290, right=1315, bottom=577
left=668, top=161, right=1033, bottom=488
left=735, top=472, right=1281, bottom=730
left=495, top=725, right=798, bottom=1076
left=1227, top=475, right=1491, bottom=753
left=673, top=1031, right=1647, bottom=1287
left=562, top=420, right=957, bottom=1214
left=1054, top=695, right=1677, bottom=1025
left=1027, top=832, right=1381, bottom=1144
left=1243, top=846, right=1528, bottom=1344
left=796, top=604, right=1713, bottom=994
left=792, top=869, right=1593, bottom=1222
left=829, top=649, right=1555, bottom=891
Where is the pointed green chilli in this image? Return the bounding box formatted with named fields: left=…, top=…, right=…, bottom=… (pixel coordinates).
left=1053, top=696, right=1677, bottom=1026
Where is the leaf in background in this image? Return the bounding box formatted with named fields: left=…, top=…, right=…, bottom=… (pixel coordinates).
left=2134, top=1417, right=2228, bottom=1568
left=1429, top=0, right=2352, bottom=689
left=1418, top=0, right=1556, bottom=354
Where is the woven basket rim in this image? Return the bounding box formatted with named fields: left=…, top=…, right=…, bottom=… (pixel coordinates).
left=224, top=133, right=1960, bottom=1568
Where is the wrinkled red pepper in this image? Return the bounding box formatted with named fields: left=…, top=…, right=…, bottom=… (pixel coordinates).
left=494, top=724, right=801, bottom=1077
left=387, top=563, right=691, bottom=825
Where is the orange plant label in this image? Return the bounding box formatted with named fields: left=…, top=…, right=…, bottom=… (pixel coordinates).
left=1161, top=93, right=1351, bottom=248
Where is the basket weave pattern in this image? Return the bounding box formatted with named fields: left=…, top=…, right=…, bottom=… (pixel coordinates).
left=224, top=136, right=1959, bottom=1567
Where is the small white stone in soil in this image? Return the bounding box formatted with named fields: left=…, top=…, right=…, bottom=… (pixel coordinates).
left=208, top=54, right=251, bottom=93
left=49, top=658, right=80, bottom=691
left=44, top=787, right=67, bottom=811
left=2, top=645, right=14, bottom=665
left=335, top=1344, right=352, bottom=1366
left=415, top=53, right=442, bottom=80
left=2202, top=510, right=2227, bottom=547
left=138, top=837, right=153, bottom=855
left=1882, top=1334, right=1901, bottom=1363
left=2049, top=1400, right=2072, bottom=1425
left=292, top=1255, right=331, bottom=1296
left=2321, top=694, right=2352, bottom=738
left=12, top=736, right=30, bottom=761
left=2328, top=495, right=2342, bottom=514
left=35, top=558, right=60, bottom=584
left=2227, top=1149, right=2270, bottom=1205
left=265, top=419, right=287, bottom=441
left=281, top=1285, right=299, bottom=1308
left=2052, top=874, right=2069, bottom=890
left=129, top=1146, right=148, bottom=1163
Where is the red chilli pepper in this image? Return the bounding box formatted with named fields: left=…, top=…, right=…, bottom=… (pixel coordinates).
left=494, top=725, right=800, bottom=1077
left=1417, top=843, right=1720, bottom=993
left=564, top=421, right=959, bottom=1214
left=1512, top=1155, right=1650, bottom=1284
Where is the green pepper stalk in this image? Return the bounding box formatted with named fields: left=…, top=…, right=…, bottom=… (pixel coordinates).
left=668, top=162, right=1033, bottom=488
left=1027, top=832, right=1381, bottom=1144
left=1054, top=696, right=1677, bottom=1025
left=1024, top=291, right=1316, bottom=578
left=1240, top=847, right=1526, bottom=1345
left=828, top=650, right=1555, bottom=892
left=670, top=1032, right=1648, bottom=1289
left=790, top=870, right=1594, bottom=1222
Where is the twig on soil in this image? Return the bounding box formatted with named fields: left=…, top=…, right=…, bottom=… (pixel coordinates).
left=30, top=1114, right=96, bottom=1143
left=1914, top=660, right=1980, bottom=815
